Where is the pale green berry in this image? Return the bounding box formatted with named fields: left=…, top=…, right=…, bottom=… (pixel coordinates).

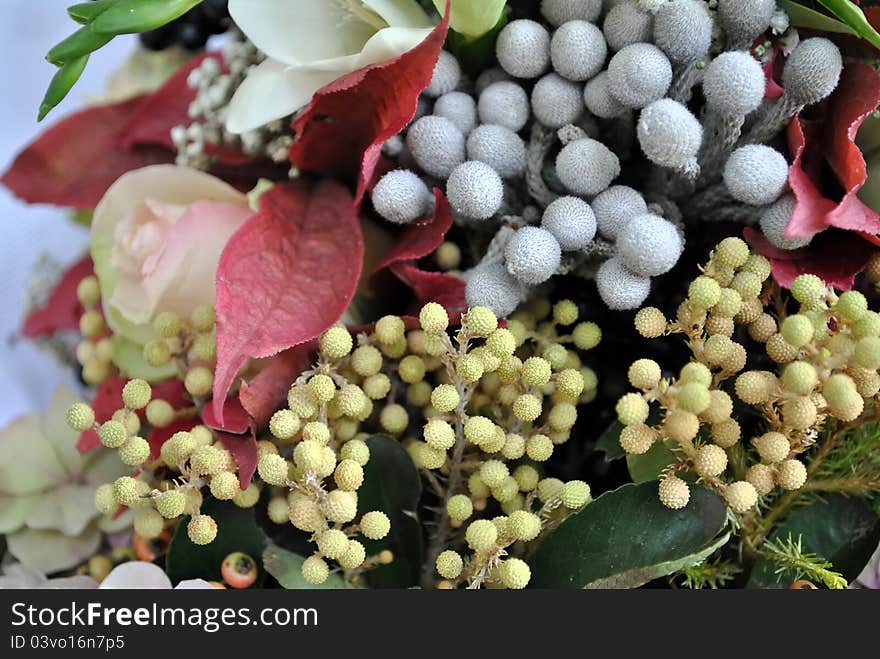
left=753, top=431, right=790, bottom=464
left=380, top=404, right=409, bottom=435
left=419, top=303, right=449, bottom=334
left=688, top=276, right=722, bottom=309
left=715, top=237, right=750, bottom=269
left=790, top=274, right=826, bottom=309
left=634, top=307, right=667, bottom=338
left=79, top=309, right=105, bottom=337
left=781, top=361, right=818, bottom=395
left=676, top=382, right=711, bottom=414
left=431, top=384, right=460, bottom=413
left=184, top=366, right=214, bottom=398
left=134, top=508, right=164, bottom=539
left=321, top=490, right=358, bottom=523
left=66, top=403, right=95, bottom=432
left=336, top=384, right=369, bottom=418
left=548, top=403, right=577, bottom=431
left=465, top=306, right=497, bottom=336
left=507, top=510, right=542, bottom=541
left=99, top=420, right=127, bottom=449
left=302, top=421, right=330, bottom=445
left=153, top=312, right=181, bottom=338
left=339, top=540, right=367, bottom=570
left=620, top=423, right=656, bottom=454
left=465, top=519, right=498, bottom=551
left=156, top=490, right=186, bottom=519
left=486, top=328, right=517, bottom=357
left=513, top=465, right=539, bottom=492
left=730, top=271, right=762, bottom=300
left=456, top=353, right=485, bottom=382
left=526, top=434, right=554, bottom=461
left=436, top=550, right=463, bottom=580
left=513, top=394, right=542, bottom=422
left=658, top=475, right=690, bottom=509
left=480, top=460, right=509, bottom=488
left=556, top=369, right=585, bottom=399
left=780, top=314, right=813, bottom=348
left=359, top=511, right=391, bottom=540
left=542, top=343, right=568, bottom=370
left=264, top=497, right=288, bottom=524
left=463, top=416, right=495, bottom=447
left=340, top=439, right=370, bottom=466
left=835, top=290, right=868, bottom=322
left=398, top=355, right=426, bottom=384
left=288, top=496, right=324, bottom=531
left=468, top=472, right=490, bottom=498
left=301, top=555, right=329, bottom=585
left=628, top=359, right=661, bottom=390
left=854, top=337, right=880, bottom=370
left=693, top=444, right=728, bottom=477
left=616, top=393, right=649, bottom=426
left=94, top=483, right=117, bottom=515
left=190, top=304, right=215, bottom=332
left=492, top=476, right=519, bottom=503
left=351, top=345, right=383, bottom=377
left=293, top=440, right=324, bottom=472
left=191, top=334, right=216, bottom=361
left=269, top=409, right=300, bottom=441
left=375, top=315, right=406, bottom=345
left=724, top=481, right=758, bottom=513
left=190, top=445, right=223, bottom=476
left=209, top=471, right=241, bottom=500
left=113, top=476, right=141, bottom=507
left=553, top=299, right=579, bottom=325
left=501, top=433, right=526, bottom=460
left=447, top=494, right=474, bottom=521
left=714, top=288, right=743, bottom=318
left=76, top=275, right=101, bottom=306
left=144, top=340, right=172, bottom=367
left=320, top=326, right=354, bottom=360
left=145, top=399, right=174, bottom=428
left=776, top=458, right=807, bottom=490
left=572, top=322, right=601, bottom=349
left=522, top=357, right=552, bottom=387
left=823, top=373, right=859, bottom=408
left=118, top=436, right=150, bottom=466
left=560, top=480, right=591, bottom=509
left=334, top=459, right=364, bottom=491
left=498, top=558, right=530, bottom=589
left=316, top=529, right=349, bottom=559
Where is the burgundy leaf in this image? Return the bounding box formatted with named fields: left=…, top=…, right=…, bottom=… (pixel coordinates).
left=202, top=396, right=251, bottom=434
left=215, top=429, right=259, bottom=490
left=239, top=342, right=315, bottom=429
left=389, top=261, right=467, bottom=316
left=373, top=189, right=452, bottom=274
left=147, top=418, right=197, bottom=460
left=22, top=256, right=93, bottom=338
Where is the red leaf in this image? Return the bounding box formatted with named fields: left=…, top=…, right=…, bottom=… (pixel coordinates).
left=1, top=97, right=172, bottom=210
left=239, top=342, right=315, bottom=429
left=744, top=227, right=875, bottom=289
left=149, top=380, right=191, bottom=410
left=212, top=180, right=363, bottom=425
left=22, top=256, right=93, bottom=338
left=76, top=376, right=127, bottom=453
left=373, top=190, right=453, bottom=274
left=216, top=429, right=259, bottom=490
left=389, top=261, right=467, bottom=315
left=147, top=418, right=197, bottom=460
left=202, top=397, right=251, bottom=434
left=289, top=7, right=450, bottom=204
left=785, top=116, right=838, bottom=239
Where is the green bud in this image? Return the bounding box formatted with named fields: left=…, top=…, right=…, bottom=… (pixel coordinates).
left=67, top=0, right=116, bottom=24
left=39, top=55, right=89, bottom=121
left=92, top=0, right=203, bottom=35
left=47, top=26, right=112, bottom=66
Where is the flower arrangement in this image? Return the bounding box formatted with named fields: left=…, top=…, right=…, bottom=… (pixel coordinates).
left=2, top=0, right=880, bottom=590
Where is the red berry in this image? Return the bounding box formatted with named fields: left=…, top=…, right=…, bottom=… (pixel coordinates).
left=221, top=552, right=258, bottom=589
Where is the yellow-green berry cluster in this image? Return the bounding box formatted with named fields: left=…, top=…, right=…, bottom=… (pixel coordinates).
left=73, top=275, right=114, bottom=385
left=142, top=306, right=218, bottom=399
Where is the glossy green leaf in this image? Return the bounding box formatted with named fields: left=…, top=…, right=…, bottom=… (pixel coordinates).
left=92, top=0, right=203, bottom=35
left=778, top=1, right=857, bottom=34
left=165, top=497, right=268, bottom=585
left=67, top=0, right=117, bottom=24
left=263, top=545, right=357, bottom=589
left=595, top=419, right=627, bottom=461
left=357, top=435, right=424, bottom=588
left=748, top=495, right=880, bottom=588
left=38, top=55, right=89, bottom=122
left=817, top=0, right=880, bottom=49
left=47, top=26, right=113, bottom=65
left=529, top=482, right=728, bottom=588
left=626, top=439, right=680, bottom=483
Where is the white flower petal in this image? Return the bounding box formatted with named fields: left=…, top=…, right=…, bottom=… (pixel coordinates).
left=0, top=493, right=38, bottom=534
left=364, top=0, right=434, bottom=28
left=25, top=484, right=98, bottom=537
left=0, top=414, right=65, bottom=496
left=229, top=0, right=375, bottom=64
left=7, top=526, right=101, bottom=574
left=356, top=26, right=435, bottom=67
left=100, top=562, right=172, bottom=589
left=175, top=579, right=217, bottom=589
left=40, top=385, right=85, bottom=475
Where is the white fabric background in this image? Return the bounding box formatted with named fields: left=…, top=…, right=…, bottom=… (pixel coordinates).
left=0, top=1, right=134, bottom=426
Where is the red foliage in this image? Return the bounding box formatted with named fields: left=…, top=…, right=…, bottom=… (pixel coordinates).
left=239, top=343, right=315, bottom=429
left=202, top=397, right=251, bottom=435
left=390, top=262, right=467, bottom=315
left=212, top=180, right=363, bottom=425
left=146, top=418, right=197, bottom=461
left=373, top=190, right=452, bottom=273
left=289, top=8, right=450, bottom=205
left=22, top=256, right=93, bottom=338
left=215, top=429, right=259, bottom=491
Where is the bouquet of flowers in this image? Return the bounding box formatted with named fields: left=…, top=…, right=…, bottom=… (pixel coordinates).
left=3, top=0, right=880, bottom=591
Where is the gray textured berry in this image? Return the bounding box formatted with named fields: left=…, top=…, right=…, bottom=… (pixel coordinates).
left=466, top=124, right=527, bottom=179
left=478, top=81, right=531, bottom=132
left=371, top=169, right=433, bottom=225
left=505, top=226, right=563, bottom=285
left=782, top=37, right=843, bottom=106
left=551, top=20, right=607, bottom=82
left=591, top=185, right=648, bottom=240
left=636, top=98, right=702, bottom=171
left=406, top=115, right=465, bottom=179
left=531, top=73, right=584, bottom=129
left=596, top=256, right=652, bottom=310
left=607, top=43, right=672, bottom=109
left=496, top=20, right=551, bottom=79
left=434, top=91, right=478, bottom=135
left=717, top=0, right=776, bottom=47
left=702, top=51, right=766, bottom=117
left=652, top=0, right=712, bottom=65
left=541, top=0, right=603, bottom=27
left=724, top=145, right=789, bottom=206
left=446, top=161, right=504, bottom=220
left=541, top=196, right=597, bottom=250
left=603, top=1, right=653, bottom=52
left=475, top=67, right=511, bottom=95
left=556, top=138, right=621, bottom=197
left=425, top=51, right=462, bottom=98
left=465, top=263, right=526, bottom=317
left=617, top=213, right=683, bottom=276
left=583, top=71, right=627, bottom=119
left=759, top=194, right=812, bottom=250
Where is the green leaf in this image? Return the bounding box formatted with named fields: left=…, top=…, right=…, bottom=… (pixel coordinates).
left=595, top=419, right=626, bottom=461
left=357, top=435, right=424, bottom=588
left=778, top=1, right=858, bottom=34
left=626, top=439, right=679, bottom=483
left=816, top=0, right=880, bottom=50
left=47, top=26, right=114, bottom=65
left=92, top=0, right=203, bottom=35
left=38, top=55, right=89, bottom=122
left=262, top=545, right=357, bottom=589
left=165, top=497, right=268, bottom=585
left=67, top=0, right=117, bottom=24
left=748, top=494, right=880, bottom=588
left=446, top=10, right=508, bottom=77
left=529, top=482, right=729, bottom=588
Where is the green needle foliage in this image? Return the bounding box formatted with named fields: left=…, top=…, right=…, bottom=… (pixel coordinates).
left=759, top=534, right=848, bottom=589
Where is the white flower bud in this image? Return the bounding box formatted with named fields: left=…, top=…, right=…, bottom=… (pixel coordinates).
left=505, top=226, right=562, bottom=285
left=782, top=37, right=843, bottom=106
left=717, top=0, right=776, bottom=47
left=603, top=1, right=653, bottom=52
left=478, top=81, right=531, bottom=132
left=541, top=196, right=598, bottom=250
left=406, top=115, right=466, bottom=178
left=475, top=67, right=512, bottom=95
left=702, top=51, right=766, bottom=117
left=724, top=145, right=789, bottom=206
left=465, top=263, right=526, bottom=318
left=652, top=0, right=712, bottom=65
left=591, top=185, right=648, bottom=240
left=434, top=91, right=478, bottom=135
left=583, top=71, right=627, bottom=119
left=636, top=98, right=702, bottom=172
left=496, top=19, right=551, bottom=79
left=541, top=0, right=603, bottom=27
left=617, top=213, right=683, bottom=276
left=759, top=194, right=813, bottom=250
left=446, top=161, right=504, bottom=220
left=596, top=256, right=652, bottom=310
left=425, top=51, right=462, bottom=98
left=607, top=43, right=672, bottom=109
left=551, top=20, right=607, bottom=82
left=556, top=138, right=621, bottom=196
left=466, top=124, right=527, bottom=179
left=531, top=73, right=584, bottom=129
left=371, top=169, right=433, bottom=225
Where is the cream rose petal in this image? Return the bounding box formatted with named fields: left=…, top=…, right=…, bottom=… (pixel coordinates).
left=364, top=0, right=434, bottom=28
